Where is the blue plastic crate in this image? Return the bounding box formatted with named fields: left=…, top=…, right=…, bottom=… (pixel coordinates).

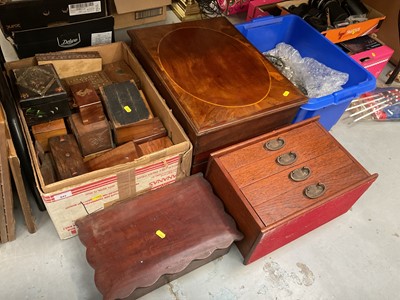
left=235, top=15, right=376, bottom=130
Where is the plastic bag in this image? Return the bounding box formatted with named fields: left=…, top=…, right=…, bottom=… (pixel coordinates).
left=264, top=42, right=349, bottom=98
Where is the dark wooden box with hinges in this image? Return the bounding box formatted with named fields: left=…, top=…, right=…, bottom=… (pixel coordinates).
left=100, top=80, right=158, bottom=145
left=11, top=64, right=71, bottom=126
left=128, top=17, right=308, bottom=174
left=75, top=173, right=243, bottom=299
left=205, top=117, right=378, bottom=265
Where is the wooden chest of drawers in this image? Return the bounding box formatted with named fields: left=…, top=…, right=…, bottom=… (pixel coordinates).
left=128, top=17, right=308, bottom=174
left=76, top=174, right=242, bottom=299
left=206, top=118, right=378, bottom=264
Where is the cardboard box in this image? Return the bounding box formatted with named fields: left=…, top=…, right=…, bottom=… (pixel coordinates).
left=10, top=16, right=114, bottom=59
left=107, top=0, right=170, bottom=29
left=112, top=0, right=170, bottom=14
left=278, top=0, right=386, bottom=43
left=0, top=0, right=107, bottom=37
left=112, top=7, right=167, bottom=29
left=5, top=42, right=193, bottom=240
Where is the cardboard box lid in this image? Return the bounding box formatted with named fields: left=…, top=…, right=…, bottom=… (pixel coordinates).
left=113, top=0, right=171, bottom=14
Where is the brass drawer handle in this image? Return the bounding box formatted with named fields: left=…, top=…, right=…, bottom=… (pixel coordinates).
left=276, top=151, right=297, bottom=166
left=289, top=166, right=311, bottom=182
left=264, top=137, right=285, bottom=151
left=304, top=183, right=326, bottom=199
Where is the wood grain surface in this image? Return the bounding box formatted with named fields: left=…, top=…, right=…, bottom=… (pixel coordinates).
left=128, top=17, right=308, bottom=156
left=76, top=174, right=242, bottom=299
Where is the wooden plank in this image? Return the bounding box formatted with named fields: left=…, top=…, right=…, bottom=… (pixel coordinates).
left=8, top=139, right=37, bottom=234
left=0, top=110, right=10, bottom=243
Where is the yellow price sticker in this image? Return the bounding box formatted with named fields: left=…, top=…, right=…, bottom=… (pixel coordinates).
left=92, top=194, right=102, bottom=201
left=283, top=91, right=290, bottom=97
left=124, top=106, right=132, bottom=113
left=372, top=52, right=376, bottom=57
left=156, top=230, right=166, bottom=239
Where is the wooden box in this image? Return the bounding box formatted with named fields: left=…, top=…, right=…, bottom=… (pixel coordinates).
left=206, top=118, right=378, bottom=264
left=48, top=134, right=87, bottom=180
left=12, top=64, right=71, bottom=126
left=69, top=81, right=105, bottom=125
left=76, top=174, right=242, bottom=299
left=100, top=80, right=154, bottom=145
left=64, top=70, right=112, bottom=95
left=84, top=141, right=139, bottom=171
left=68, top=113, right=113, bottom=157
left=36, top=51, right=102, bottom=79
left=31, top=118, right=67, bottom=152
left=128, top=17, right=308, bottom=173
left=103, top=60, right=141, bottom=88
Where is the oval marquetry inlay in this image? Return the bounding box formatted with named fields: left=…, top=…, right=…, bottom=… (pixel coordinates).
left=158, top=27, right=271, bottom=108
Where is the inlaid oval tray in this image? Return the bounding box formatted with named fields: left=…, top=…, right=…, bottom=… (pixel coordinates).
left=158, top=27, right=271, bottom=108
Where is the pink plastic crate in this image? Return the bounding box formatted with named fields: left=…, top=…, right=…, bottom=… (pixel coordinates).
left=217, top=0, right=252, bottom=15
left=246, top=0, right=283, bottom=21
left=351, top=45, right=394, bottom=78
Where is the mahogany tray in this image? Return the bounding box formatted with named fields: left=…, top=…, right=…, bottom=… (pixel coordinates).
left=127, top=17, right=308, bottom=173
left=76, top=173, right=242, bottom=299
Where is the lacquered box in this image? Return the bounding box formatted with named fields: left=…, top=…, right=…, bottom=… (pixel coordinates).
left=206, top=117, right=378, bottom=264
left=11, top=64, right=71, bottom=126
left=128, top=17, right=308, bottom=173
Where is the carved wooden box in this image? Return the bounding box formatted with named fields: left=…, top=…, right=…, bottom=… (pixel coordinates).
left=128, top=17, right=308, bottom=173
left=12, top=64, right=71, bottom=126
left=48, top=134, right=87, bottom=180
left=69, top=81, right=105, bottom=125
left=68, top=113, right=113, bottom=157
left=206, top=118, right=378, bottom=264
left=76, top=174, right=242, bottom=299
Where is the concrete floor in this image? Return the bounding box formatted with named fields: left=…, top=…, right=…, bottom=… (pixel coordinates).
left=1, top=10, right=400, bottom=300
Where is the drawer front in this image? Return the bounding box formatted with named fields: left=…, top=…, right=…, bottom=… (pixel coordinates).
left=221, top=122, right=336, bottom=187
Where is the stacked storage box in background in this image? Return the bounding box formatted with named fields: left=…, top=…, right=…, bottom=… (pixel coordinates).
left=0, top=0, right=113, bottom=58
left=277, top=0, right=393, bottom=78
left=107, top=0, right=171, bottom=29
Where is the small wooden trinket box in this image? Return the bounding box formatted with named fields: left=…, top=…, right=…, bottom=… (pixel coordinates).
left=68, top=113, right=113, bottom=157
left=100, top=80, right=154, bottom=145
left=64, top=71, right=112, bottom=95
left=48, top=134, right=87, bottom=180
left=136, top=136, right=173, bottom=156
left=103, top=61, right=141, bottom=89
left=76, top=174, right=242, bottom=299
left=12, top=64, right=71, bottom=126
left=69, top=81, right=105, bottom=125
left=84, top=141, right=139, bottom=171
left=206, top=118, right=378, bottom=264
left=36, top=51, right=102, bottom=79
left=31, top=118, right=67, bottom=152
